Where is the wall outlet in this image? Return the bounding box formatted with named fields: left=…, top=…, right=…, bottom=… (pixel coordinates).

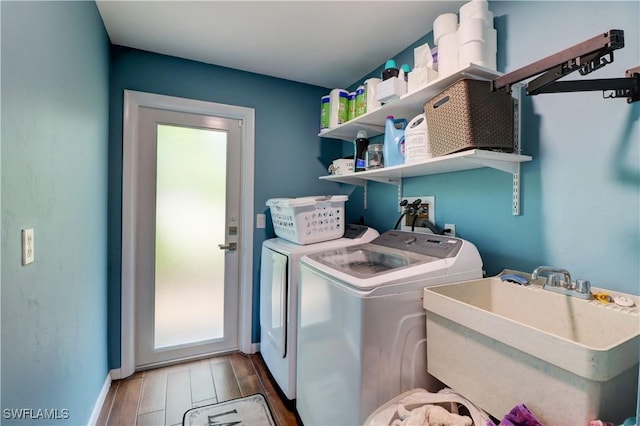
left=256, top=213, right=266, bottom=229
left=444, top=223, right=456, bottom=237
left=401, top=196, right=435, bottom=233
left=22, top=228, right=34, bottom=265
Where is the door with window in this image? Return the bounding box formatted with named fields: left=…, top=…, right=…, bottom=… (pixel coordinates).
left=134, top=106, right=242, bottom=368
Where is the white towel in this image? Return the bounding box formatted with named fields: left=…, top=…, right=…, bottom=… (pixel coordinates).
left=393, top=403, right=472, bottom=426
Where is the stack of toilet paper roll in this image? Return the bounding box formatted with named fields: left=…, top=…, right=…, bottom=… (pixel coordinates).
left=458, top=0, right=496, bottom=70
left=433, top=13, right=459, bottom=77
left=433, top=0, right=497, bottom=78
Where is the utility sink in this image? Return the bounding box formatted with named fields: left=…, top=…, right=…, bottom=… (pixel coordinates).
left=423, top=272, right=640, bottom=425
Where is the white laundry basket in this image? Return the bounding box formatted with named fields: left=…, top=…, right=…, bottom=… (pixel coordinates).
left=364, top=388, right=491, bottom=426
left=266, top=195, right=348, bottom=245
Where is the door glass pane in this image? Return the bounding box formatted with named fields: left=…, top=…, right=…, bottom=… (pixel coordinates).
left=154, top=124, right=227, bottom=349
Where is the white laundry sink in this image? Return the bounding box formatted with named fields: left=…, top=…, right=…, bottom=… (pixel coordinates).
left=423, top=272, right=640, bottom=425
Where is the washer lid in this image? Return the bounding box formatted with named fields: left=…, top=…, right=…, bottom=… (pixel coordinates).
left=306, top=243, right=437, bottom=280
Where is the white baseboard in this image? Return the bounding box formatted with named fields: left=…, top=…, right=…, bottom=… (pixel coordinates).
left=87, top=373, right=112, bottom=426
left=109, top=368, right=123, bottom=380
left=250, top=342, right=260, bottom=354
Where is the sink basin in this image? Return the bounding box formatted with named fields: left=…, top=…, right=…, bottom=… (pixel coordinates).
left=423, top=272, right=640, bottom=425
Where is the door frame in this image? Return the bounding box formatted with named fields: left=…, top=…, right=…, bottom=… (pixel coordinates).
left=118, top=90, right=255, bottom=379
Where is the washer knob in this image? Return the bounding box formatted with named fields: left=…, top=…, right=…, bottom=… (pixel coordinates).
left=404, top=237, right=417, bottom=245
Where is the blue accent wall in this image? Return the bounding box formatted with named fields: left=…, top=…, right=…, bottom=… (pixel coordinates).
left=345, top=1, right=639, bottom=295
left=1, top=1, right=110, bottom=424
left=107, top=47, right=342, bottom=368
left=3, top=1, right=634, bottom=399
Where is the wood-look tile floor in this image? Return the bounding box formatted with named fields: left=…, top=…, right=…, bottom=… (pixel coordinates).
left=97, top=352, right=299, bottom=426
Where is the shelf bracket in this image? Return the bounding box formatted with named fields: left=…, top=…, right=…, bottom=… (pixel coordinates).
left=513, top=83, right=523, bottom=155
left=463, top=157, right=521, bottom=174
left=365, top=177, right=401, bottom=185
left=461, top=156, right=523, bottom=215
left=360, top=176, right=404, bottom=212
left=512, top=163, right=521, bottom=215
left=363, top=181, right=368, bottom=210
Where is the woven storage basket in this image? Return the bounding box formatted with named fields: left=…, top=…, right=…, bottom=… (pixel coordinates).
left=424, top=79, right=514, bottom=157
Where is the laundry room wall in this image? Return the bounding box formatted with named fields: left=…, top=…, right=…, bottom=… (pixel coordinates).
left=107, top=47, right=342, bottom=368
left=345, top=1, right=639, bottom=295
left=1, top=1, right=110, bottom=423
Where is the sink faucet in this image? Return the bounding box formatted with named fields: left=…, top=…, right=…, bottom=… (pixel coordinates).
left=531, top=266, right=591, bottom=299
left=531, top=266, right=572, bottom=287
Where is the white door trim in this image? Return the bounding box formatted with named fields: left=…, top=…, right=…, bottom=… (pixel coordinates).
left=120, top=90, right=255, bottom=378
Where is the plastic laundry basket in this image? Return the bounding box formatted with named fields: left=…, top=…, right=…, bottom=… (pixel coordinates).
left=364, top=388, right=491, bottom=426
left=266, top=195, right=348, bottom=244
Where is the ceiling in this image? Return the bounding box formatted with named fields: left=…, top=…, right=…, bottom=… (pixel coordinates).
left=96, top=1, right=464, bottom=89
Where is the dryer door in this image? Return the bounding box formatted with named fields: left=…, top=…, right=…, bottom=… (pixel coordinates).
left=259, top=246, right=288, bottom=357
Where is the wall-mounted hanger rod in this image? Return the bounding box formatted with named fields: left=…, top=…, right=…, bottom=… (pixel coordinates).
left=492, top=29, right=639, bottom=103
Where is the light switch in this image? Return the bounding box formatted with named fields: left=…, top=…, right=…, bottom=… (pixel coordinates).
left=256, top=214, right=266, bottom=229
left=22, top=228, right=34, bottom=265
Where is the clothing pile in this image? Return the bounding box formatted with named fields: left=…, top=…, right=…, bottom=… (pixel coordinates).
left=391, top=403, right=471, bottom=426
left=364, top=388, right=491, bottom=426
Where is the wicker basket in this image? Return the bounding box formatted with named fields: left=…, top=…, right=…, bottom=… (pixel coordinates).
left=424, top=79, right=514, bottom=157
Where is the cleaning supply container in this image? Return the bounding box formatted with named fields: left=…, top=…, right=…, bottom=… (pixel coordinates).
left=404, top=113, right=431, bottom=163
left=366, top=144, right=384, bottom=170
left=328, top=89, right=349, bottom=128
left=383, top=116, right=408, bottom=167
left=320, top=95, right=330, bottom=131
left=382, top=59, right=399, bottom=80
left=354, top=130, right=370, bottom=172
left=266, top=195, right=348, bottom=245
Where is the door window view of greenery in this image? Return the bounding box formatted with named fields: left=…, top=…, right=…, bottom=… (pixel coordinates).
left=154, top=124, right=227, bottom=349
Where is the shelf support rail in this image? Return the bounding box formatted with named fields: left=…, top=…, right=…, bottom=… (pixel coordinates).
left=513, top=84, right=522, bottom=215
left=513, top=164, right=521, bottom=215
left=363, top=181, right=368, bottom=210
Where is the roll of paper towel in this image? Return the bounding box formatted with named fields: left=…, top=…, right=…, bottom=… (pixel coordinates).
left=433, top=13, right=458, bottom=46
left=458, top=18, right=485, bottom=44
left=459, top=0, right=489, bottom=22
left=473, top=10, right=493, bottom=26
left=459, top=40, right=485, bottom=66
left=483, top=28, right=497, bottom=69
left=364, top=78, right=382, bottom=113
left=438, top=32, right=459, bottom=77
left=329, top=89, right=349, bottom=128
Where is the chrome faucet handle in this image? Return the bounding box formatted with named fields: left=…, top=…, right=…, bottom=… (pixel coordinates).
left=575, top=279, right=591, bottom=294
left=532, top=266, right=572, bottom=287
left=546, top=273, right=564, bottom=287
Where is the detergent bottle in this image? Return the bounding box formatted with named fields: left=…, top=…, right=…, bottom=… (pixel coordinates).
left=383, top=116, right=408, bottom=167
left=354, top=130, right=369, bottom=172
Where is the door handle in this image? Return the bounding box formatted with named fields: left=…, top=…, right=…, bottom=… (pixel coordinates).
left=218, top=242, right=237, bottom=251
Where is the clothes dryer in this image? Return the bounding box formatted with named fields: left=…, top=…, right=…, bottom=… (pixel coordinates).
left=259, top=224, right=379, bottom=402
left=296, top=230, right=483, bottom=426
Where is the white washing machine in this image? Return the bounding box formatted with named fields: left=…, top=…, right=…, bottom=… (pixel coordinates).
left=296, top=230, right=483, bottom=426
left=259, top=224, right=379, bottom=402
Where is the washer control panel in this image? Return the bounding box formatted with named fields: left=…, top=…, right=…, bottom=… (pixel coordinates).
left=372, top=231, right=463, bottom=258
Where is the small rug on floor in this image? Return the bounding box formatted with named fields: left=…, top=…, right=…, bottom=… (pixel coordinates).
left=183, top=393, right=276, bottom=426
